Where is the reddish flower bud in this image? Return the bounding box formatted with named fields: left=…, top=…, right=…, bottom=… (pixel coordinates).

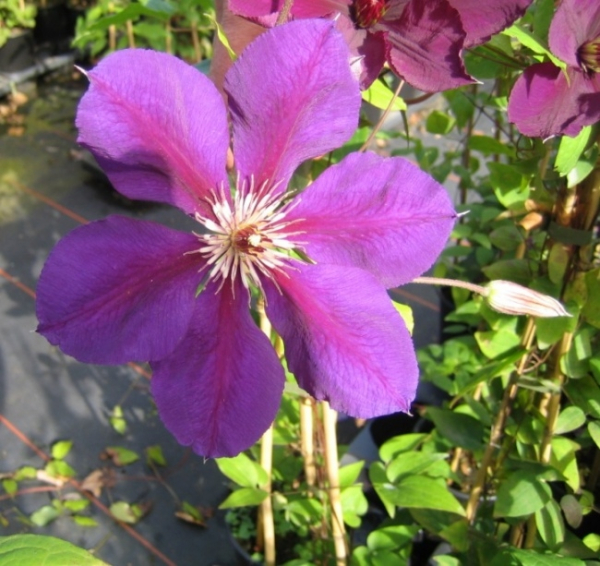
left=484, top=280, right=570, bottom=318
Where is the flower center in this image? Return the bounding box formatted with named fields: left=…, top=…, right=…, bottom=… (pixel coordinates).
left=191, top=177, right=305, bottom=293
left=351, top=0, right=388, bottom=28
left=578, top=36, right=600, bottom=74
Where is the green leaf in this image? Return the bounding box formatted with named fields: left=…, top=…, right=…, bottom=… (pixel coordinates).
left=379, top=434, right=426, bottom=463
left=555, top=127, right=592, bottom=176
left=140, top=0, right=176, bottom=15
left=502, top=24, right=566, bottom=70
left=583, top=269, right=600, bottom=328
left=555, top=406, right=586, bottom=435
left=561, top=327, right=592, bottom=378
left=206, top=14, right=236, bottom=61
left=550, top=437, right=580, bottom=492
left=567, top=147, right=598, bottom=187
left=482, top=259, right=532, bottom=285
left=63, top=498, right=90, bottom=512
left=535, top=499, right=565, bottom=549
left=218, top=487, right=268, bottom=509
left=494, top=471, right=552, bottom=517
left=392, top=301, right=414, bottom=335
left=45, top=460, right=76, bottom=479
left=426, top=110, right=456, bottom=135
left=475, top=328, right=521, bottom=360
left=361, top=79, right=406, bottom=111
left=369, top=462, right=396, bottom=518
left=109, top=502, right=143, bottom=524
left=377, top=476, right=466, bottom=516
left=0, top=534, right=109, bottom=565
left=14, top=466, right=37, bottom=481
left=338, top=461, right=364, bottom=489
left=588, top=421, right=600, bottom=449
left=499, top=548, right=585, bottom=566
left=565, top=375, right=600, bottom=418
left=106, top=447, right=139, bottom=466
left=427, top=408, right=485, bottom=451
left=366, top=524, right=417, bottom=551
left=216, top=453, right=268, bottom=488
left=109, top=405, right=127, bottom=435
left=489, top=225, right=524, bottom=251
left=286, top=498, right=323, bottom=526
left=560, top=494, right=583, bottom=529
left=536, top=315, right=577, bottom=350
left=548, top=243, right=570, bottom=284
left=87, top=4, right=170, bottom=32
left=488, top=162, right=529, bottom=210
left=30, top=505, right=61, bottom=527
left=2, top=479, right=17, bottom=496
left=145, top=445, right=167, bottom=466
left=432, top=557, right=461, bottom=566
left=72, top=516, right=99, bottom=528
left=51, top=440, right=73, bottom=460
left=468, top=135, right=515, bottom=158
left=583, top=533, right=600, bottom=553
left=341, top=485, right=368, bottom=527
left=387, top=452, right=449, bottom=482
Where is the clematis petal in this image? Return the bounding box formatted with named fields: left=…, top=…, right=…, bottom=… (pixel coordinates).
left=151, top=280, right=285, bottom=458
left=36, top=216, right=202, bottom=364
left=225, top=19, right=360, bottom=193
left=549, top=0, right=600, bottom=68
left=77, top=49, right=229, bottom=216
left=229, top=0, right=349, bottom=19
left=508, top=63, right=600, bottom=138
left=335, top=14, right=387, bottom=88
left=447, top=0, right=532, bottom=48
left=380, top=0, right=473, bottom=92
left=286, top=152, right=456, bottom=288
left=265, top=264, right=418, bottom=418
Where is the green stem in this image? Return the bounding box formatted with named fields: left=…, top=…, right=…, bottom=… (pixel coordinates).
left=465, top=318, right=536, bottom=523
left=411, top=275, right=487, bottom=296
left=359, top=79, right=405, bottom=152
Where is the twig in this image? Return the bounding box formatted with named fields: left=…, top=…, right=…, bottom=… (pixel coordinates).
left=359, top=79, right=404, bottom=152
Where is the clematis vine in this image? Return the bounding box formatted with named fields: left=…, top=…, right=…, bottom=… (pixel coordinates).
left=36, top=20, right=456, bottom=458
left=508, top=0, right=600, bottom=138
left=229, top=0, right=532, bottom=91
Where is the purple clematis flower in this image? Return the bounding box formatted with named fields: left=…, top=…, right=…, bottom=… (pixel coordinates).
left=508, top=0, right=600, bottom=138
left=229, top=0, right=532, bottom=91
left=36, top=20, right=456, bottom=457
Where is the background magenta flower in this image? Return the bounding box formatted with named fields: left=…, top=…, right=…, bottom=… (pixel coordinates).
left=508, top=0, right=600, bottom=138
left=229, top=0, right=532, bottom=91
left=36, top=20, right=456, bottom=458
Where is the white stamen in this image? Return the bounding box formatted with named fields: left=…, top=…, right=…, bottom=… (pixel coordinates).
left=191, top=178, right=307, bottom=293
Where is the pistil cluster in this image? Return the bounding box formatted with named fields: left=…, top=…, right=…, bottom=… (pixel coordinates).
left=192, top=177, right=305, bottom=292
left=351, top=0, right=388, bottom=28
left=579, top=37, right=600, bottom=74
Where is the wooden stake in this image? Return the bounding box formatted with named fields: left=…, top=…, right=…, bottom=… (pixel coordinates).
left=322, top=401, right=347, bottom=565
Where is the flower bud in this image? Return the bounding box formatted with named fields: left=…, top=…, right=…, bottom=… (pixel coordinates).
left=484, top=280, right=570, bottom=318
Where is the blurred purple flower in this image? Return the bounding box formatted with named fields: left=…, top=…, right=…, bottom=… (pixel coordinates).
left=230, top=0, right=532, bottom=91
left=36, top=20, right=456, bottom=457
left=508, top=0, right=600, bottom=138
